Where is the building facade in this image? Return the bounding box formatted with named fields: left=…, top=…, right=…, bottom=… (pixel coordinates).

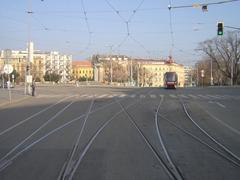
left=136, top=59, right=185, bottom=87
left=184, top=66, right=193, bottom=87
left=0, top=45, right=72, bottom=82
left=92, top=54, right=185, bottom=87
left=72, top=61, right=93, bottom=81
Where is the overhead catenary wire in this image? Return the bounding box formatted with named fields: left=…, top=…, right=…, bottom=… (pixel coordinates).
left=104, top=0, right=151, bottom=55
left=169, top=0, right=240, bottom=9
left=81, top=0, right=92, bottom=50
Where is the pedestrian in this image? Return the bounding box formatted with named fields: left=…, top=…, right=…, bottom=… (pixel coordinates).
left=31, top=80, right=36, bottom=96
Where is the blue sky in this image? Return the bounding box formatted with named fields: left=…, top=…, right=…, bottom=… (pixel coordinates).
left=0, top=0, right=239, bottom=65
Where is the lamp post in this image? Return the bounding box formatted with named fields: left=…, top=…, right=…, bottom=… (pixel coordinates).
left=210, top=59, right=213, bottom=86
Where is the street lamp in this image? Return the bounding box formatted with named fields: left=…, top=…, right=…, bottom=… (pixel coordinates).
left=210, top=59, right=213, bottom=86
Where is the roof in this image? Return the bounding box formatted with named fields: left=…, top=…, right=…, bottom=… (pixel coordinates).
left=72, top=61, right=93, bottom=67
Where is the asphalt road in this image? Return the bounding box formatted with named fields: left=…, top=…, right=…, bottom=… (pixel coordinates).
left=0, top=86, right=239, bottom=180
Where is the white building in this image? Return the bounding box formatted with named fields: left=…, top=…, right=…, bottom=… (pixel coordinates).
left=0, top=43, right=72, bottom=82
left=45, top=51, right=72, bottom=82
left=184, top=66, right=193, bottom=87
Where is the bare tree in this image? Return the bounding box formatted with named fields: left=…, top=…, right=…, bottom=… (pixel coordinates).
left=199, top=31, right=240, bottom=85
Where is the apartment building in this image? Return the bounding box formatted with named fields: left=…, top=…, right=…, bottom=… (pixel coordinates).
left=0, top=45, right=72, bottom=82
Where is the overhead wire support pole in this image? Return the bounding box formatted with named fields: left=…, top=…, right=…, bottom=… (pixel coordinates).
left=26, top=0, right=33, bottom=95
left=168, top=0, right=174, bottom=57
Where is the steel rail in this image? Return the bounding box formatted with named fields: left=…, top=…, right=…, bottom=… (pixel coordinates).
left=0, top=96, right=120, bottom=172
left=155, top=96, right=184, bottom=180
left=0, top=98, right=76, bottom=170
left=180, top=99, right=240, bottom=163
left=115, top=99, right=177, bottom=180
left=0, top=95, right=74, bottom=137
left=158, top=113, right=240, bottom=167
left=60, top=97, right=95, bottom=180
left=66, top=88, right=157, bottom=180
left=0, top=88, right=152, bottom=173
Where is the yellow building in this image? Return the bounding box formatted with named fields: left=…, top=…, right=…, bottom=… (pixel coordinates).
left=137, top=59, right=185, bottom=87
left=72, top=61, right=93, bottom=80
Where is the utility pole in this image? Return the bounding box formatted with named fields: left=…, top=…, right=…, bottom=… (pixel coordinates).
left=130, top=57, right=133, bottom=86
left=26, top=0, right=33, bottom=95
left=210, top=59, right=213, bottom=86
left=107, top=45, right=113, bottom=85
left=137, top=63, right=139, bottom=87
left=196, top=64, right=199, bottom=87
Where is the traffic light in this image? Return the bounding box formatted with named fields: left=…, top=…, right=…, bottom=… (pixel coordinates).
left=217, top=22, right=224, bottom=35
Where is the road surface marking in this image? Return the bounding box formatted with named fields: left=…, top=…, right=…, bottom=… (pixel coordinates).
left=178, top=94, right=189, bottom=99
left=98, top=94, right=107, bottom=98
left=80, top=94, right=88, bottom=98
left=150, top=94, right=156, bottom=98
left=216, top=102, right=226, bottom=108
left=130, top=94, right=136, bottom=98
left=119, top=94, right=126, bottom=98
left=205, top=110, right=240, bottom=135
left=140, top=94, right=146, bottom=98
left=198, top=94, right=210, bottom=99
left=189, top=94, right=198, bottom=99
left=169, top=94, right=177, bottom=98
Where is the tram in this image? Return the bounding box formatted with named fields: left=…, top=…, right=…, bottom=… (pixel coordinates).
left=164, top=72, right=178, bottom=89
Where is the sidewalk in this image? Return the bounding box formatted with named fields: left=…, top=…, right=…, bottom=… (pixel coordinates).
left=0, top=88, right=30, bottom=108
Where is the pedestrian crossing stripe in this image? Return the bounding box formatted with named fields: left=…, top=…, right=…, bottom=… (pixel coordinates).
left=169, top=94, right=177, bottom=98
left=130, top=94, right=136, bottom=98
left=119, top=94, right=126, bottom=98
left=73, top=94, right=240, bottom=100
left=197, top=95, right=210, bottom=99
left=98, top=94, right=107, bottom=98
left=140, top=95, right=146, bottom=98
left=150, top=94, right=157, bottom=98
left=189, top=94, right=198, bottom=99
left=178, top=94, right=189, bottom=98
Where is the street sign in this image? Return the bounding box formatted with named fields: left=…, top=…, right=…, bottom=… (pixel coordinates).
left=26, top=75, right=33, bottom=83
left=3, top=64, right=13, bottom=74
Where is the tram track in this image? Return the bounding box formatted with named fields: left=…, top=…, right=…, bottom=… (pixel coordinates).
left=179, top=98, right=240, bottom=165
left=0, top=88, right=152, bottom=176
left=156, top=93, right=240, bottom=168
left=0, top=95, right=75, bottom=137
left=0, top=97, right=77, bottom=172
left=58, top=88, right=154, bottom=180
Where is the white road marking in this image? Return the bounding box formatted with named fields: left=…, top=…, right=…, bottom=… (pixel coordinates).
left=169, top=94, right=177, bottom=98
left=98, top=94, right=107, bottom=98
left=216, top=102, right=226, bottom=108
left=130, top=94, right=136, bottom=98
left=205, top=110, right=240, bottom=135
left=159, top=94, right=164, bottom=98
left=80, top=94, right=88, bottom=98
left=150, top=94, right=156, bottom=98
left=108, top=94, right=114, bottom=98
left=189, top=94, right=198, bottom=99
left=198, top=94, right=210, bottom=99
left=119, top=94, right=126, bottom=98
left=178, top=94, right=189, bottom=99
left=140, top=95, right=146, bottom=98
